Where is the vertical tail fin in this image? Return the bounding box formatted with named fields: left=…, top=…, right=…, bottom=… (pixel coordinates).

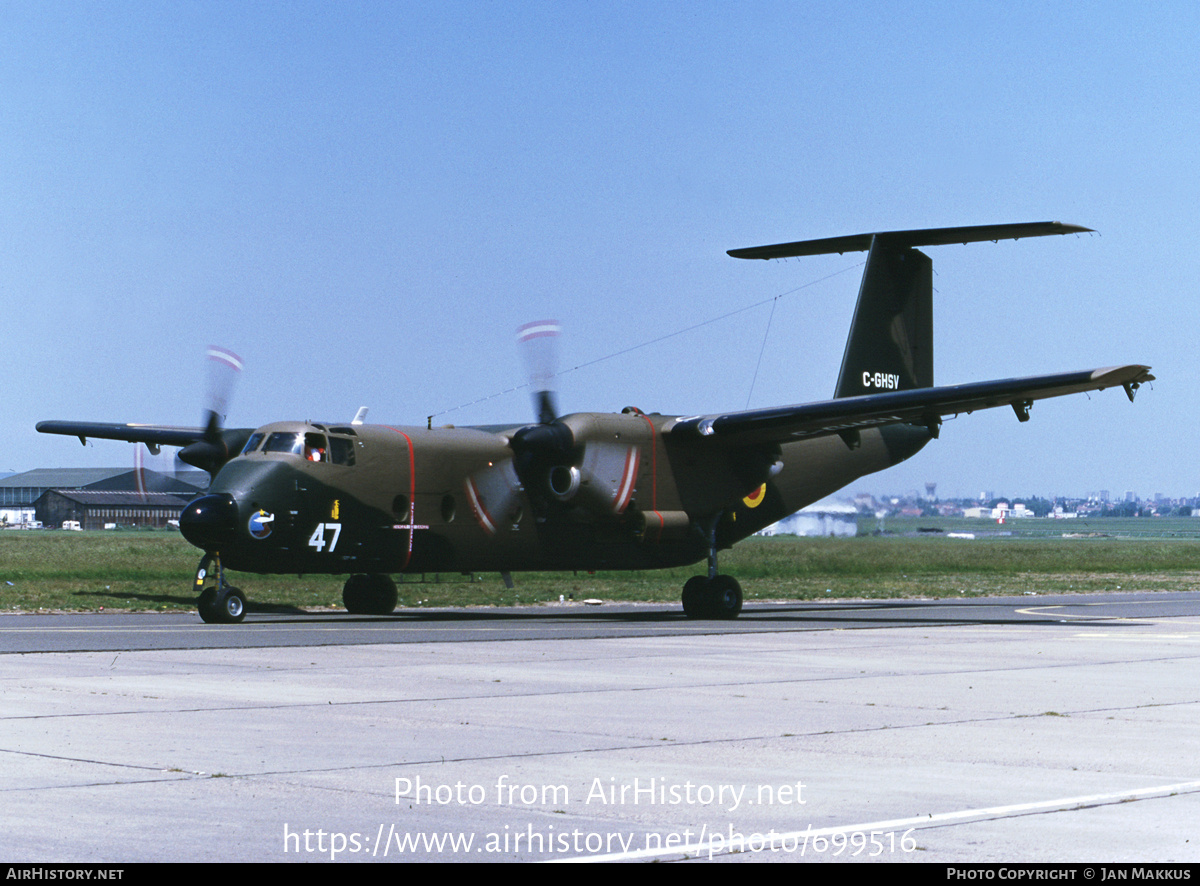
left=833, top=237, right=933, bottom=398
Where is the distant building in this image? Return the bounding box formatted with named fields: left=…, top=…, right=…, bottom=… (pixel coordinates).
left=760, top=499, right=858, bottom=537
left=964, top=502, right=1031, bottom=520
left=0, top=468, right=205, bottom=528
left=35, top=490, right=196, bottom=531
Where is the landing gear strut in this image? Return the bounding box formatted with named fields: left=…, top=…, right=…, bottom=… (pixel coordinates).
left=194, top=552, right=246, bottom=624
left=680, top=513, right=743, bottom=619
left=342, top=574, right=398, bottom=615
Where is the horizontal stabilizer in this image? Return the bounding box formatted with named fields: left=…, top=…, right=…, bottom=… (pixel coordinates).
left=728, top=221, right=1093, bottom=260
left=667, top=365, right=1153, bottom=447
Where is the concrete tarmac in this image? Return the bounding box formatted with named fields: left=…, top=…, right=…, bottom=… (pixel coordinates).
left=3, top=595, right=1200, bottom=863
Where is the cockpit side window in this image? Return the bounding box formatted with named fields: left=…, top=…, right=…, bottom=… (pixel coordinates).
left=241, top=432, right=265, bottom=455
left=303, top=432, right=328, bottom=462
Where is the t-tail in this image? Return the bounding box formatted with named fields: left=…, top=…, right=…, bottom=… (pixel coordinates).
left=728, top=221, right=1093, bottom=399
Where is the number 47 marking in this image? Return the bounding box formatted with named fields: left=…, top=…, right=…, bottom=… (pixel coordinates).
left=308, top=522, right=342, bottom=553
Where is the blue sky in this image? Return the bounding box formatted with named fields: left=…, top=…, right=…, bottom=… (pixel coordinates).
left=5, top=1, right=1197, bottom=500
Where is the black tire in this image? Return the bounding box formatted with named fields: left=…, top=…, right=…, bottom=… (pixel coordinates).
left=344, top=574, right=397, bottom=615
left=708, top=574, right=743, bottom=620
left=197, top=586, right=221, bottom=623
left=364, top=575, right=398, bottom=615
left=681, top=575, right=710, bottom=619
left=342, top=574, right=371, bottom=614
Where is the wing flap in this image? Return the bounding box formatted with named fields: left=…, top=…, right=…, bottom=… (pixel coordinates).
left=667, top=365, right=1153, bottom=446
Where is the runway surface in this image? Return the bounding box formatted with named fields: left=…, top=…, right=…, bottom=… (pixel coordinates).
left=6, top=593, right=1200, bottom=652
left=3, top=593, right=1200, bottom=862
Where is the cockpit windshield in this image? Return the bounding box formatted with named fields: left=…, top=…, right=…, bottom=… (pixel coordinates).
left=240, top=427, right=356, bottom=466
left=263, top=432, right=305, bottom=455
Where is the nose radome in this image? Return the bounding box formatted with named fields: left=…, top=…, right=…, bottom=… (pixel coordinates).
left=179, top=494, right=239, bottom=551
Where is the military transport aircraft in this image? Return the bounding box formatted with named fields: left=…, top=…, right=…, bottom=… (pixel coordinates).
left=38, top=222, right=1152, bottom=624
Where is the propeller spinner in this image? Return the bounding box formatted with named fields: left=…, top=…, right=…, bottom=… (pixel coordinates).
left=465, top=324, right=642, bottom=534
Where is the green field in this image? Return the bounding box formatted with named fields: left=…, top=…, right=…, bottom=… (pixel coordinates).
left=3, top=522, right=1199, bottom=613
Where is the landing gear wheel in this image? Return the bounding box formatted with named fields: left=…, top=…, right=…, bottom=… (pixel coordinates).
left=708, top=574, right=743, bottom=620
left=342, top=574, right=368, bottom=613
left=682, top=576, right=710, bottom=619
left=194, top=553, right=247, bottom=624
left=197, top=586, right=220, bottom=623
left=197, top=586, right=246, bottom=624
left=681, top=574, right=743, bottom=619
left=343, top=574, right=398, bottom=615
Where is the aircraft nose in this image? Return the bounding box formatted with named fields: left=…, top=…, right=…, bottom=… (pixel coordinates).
left=179, top=494, right=239, bottom=551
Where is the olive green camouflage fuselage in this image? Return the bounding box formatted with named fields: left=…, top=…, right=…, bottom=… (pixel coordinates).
left=207, top=414, right=929, bottom=576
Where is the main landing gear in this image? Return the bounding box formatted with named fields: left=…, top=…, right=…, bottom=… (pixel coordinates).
left=682, top=574, right=743, bottom=619
left=681, top=514, right=743, bottom=619
left=342, top=574, right=398, bottom=615
left=195, top=553, right=246, bottom=624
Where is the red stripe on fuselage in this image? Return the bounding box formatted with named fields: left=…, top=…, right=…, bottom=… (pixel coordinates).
left=385, top=427, right=417, bottom=570
left=636, top=413, right=664, bottom=541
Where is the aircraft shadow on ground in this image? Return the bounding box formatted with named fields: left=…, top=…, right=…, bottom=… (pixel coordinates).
left=66, top=589, right=1154, bottom=628
left=248, top=599, right=1144, bottom=629
left=71, top=588, right=309, bottom=615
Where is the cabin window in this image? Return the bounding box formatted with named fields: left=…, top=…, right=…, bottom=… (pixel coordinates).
left=329, top=436, right=356, bottom=466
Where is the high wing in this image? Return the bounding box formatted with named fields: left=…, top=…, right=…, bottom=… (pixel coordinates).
left=36, top=420, right=256, bottom=476
left=667, top=364, right=1153, bottom=447
left=36, top=421, right=209, bottom=449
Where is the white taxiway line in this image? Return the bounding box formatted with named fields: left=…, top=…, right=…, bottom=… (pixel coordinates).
left=553, top=779, right=1200, bottom=863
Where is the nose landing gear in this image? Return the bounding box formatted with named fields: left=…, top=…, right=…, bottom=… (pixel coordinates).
left=194, top=553, right=247, bottom=624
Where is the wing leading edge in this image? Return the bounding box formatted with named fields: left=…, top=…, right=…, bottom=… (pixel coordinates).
left=666, top=364, right=1153, bottom=447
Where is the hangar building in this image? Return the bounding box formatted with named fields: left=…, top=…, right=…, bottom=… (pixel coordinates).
left=0, top=468, right=205, bottom=528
